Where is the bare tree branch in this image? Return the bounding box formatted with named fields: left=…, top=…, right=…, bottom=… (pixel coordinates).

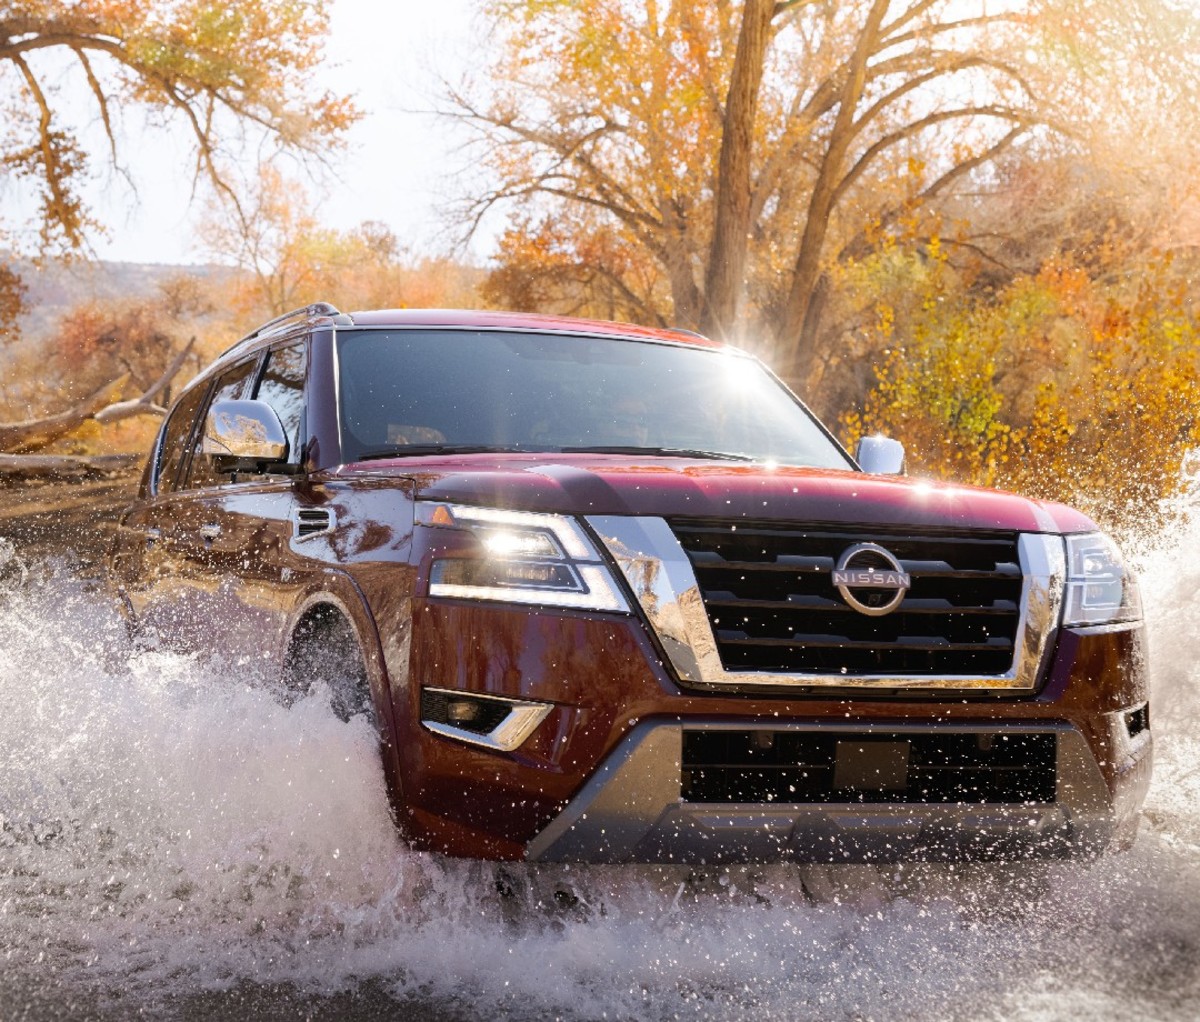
left=749, top=43, right=1032, bottom=226
left=837, top=124, right=1030, bottom=263
left=1, top=9, right=354, bottom=260
left=834, top=106, right=1033, bottom=206
left=71, top=45, right=117, bottom=164
left=10, top=51, right=85, bottom=248
left=94, top=337, right=196, bottom=424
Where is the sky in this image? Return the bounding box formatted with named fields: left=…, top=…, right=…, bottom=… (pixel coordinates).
left=84, top=0, right=483, bottom=266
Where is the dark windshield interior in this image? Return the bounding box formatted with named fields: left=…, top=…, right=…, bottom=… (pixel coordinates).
left=335, top=329, right=852, bottom=469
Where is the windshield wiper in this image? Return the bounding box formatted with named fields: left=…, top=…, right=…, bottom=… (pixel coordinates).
left=355, top=444, right=550, bottom=461
left=559, top=445, right=757, bottom=462
left=355, top=443, right=760, bottom=463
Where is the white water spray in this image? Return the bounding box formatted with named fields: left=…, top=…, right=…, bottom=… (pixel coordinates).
left=1, top=520, right=1198, bottom=1021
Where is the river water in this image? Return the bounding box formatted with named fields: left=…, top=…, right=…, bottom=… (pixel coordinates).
left=1, top=515, right=1197, bottom=1022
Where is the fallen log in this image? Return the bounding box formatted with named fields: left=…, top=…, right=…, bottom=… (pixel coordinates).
left=0, top=453, right=142, bottom=480
left=0, top=337, right=195, bottom=454
left=0, top=376, right=129, bottom=454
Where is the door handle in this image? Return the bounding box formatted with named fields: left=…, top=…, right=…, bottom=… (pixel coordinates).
left=199, top=524, right=222, bottom=543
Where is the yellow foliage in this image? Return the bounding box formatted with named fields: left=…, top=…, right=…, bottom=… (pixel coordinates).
left=842, top=251, right=1200, bottom=528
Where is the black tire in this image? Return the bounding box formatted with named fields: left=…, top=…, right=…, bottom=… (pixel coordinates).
left=282, top=605, right=373, bottom=723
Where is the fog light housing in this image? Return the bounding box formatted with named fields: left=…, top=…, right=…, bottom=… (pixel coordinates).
left=447, top=700, right=481, bottom=725
left=421, top=687, right=552, bottom=752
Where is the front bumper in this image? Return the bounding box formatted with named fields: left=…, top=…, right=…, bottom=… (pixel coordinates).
left=396, top=595, right=1150, bottom=862
left=527, top=720, right=1151, bottom=864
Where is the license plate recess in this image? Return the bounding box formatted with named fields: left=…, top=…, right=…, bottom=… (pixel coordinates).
left=833, top=740, right=911, bottom=792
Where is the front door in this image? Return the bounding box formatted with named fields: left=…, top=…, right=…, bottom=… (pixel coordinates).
left=166, top=340, right=311, bottom=669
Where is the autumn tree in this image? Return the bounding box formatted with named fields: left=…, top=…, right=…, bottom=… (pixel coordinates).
left=53, top=297, right=184, bottom=398
left=0, top=2, right=355, bottom=460
left=841, top=246, right=1200, bottom=526
left=455, top=0, right=1200, bottom=401
left=0, top=265, right=25, bottom=341
left=202, top=166, right=483, bottom=320
left=0, top=0, right=356, bottom=256
left=0, top=269, right=218, bottom=456
left=200, top=165, right=331, bottom=316
left=483, top=210, right=671, bottom=324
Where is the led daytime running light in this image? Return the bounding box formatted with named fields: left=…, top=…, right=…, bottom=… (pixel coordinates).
left=419, top=502, right=629, bottom=613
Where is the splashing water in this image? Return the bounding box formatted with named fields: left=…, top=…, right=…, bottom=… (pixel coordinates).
left=1, top=522, right=1198, bottom=1022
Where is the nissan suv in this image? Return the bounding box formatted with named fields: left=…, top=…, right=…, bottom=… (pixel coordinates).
left=107, top=305, right=1152, bottom=863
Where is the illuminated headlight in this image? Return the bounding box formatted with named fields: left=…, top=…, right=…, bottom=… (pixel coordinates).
left=1063, top=532, right=1142, bottom=627
left=417, top=502, right=629, bottom=612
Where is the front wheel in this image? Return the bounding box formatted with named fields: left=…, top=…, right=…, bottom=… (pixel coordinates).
left=281, top=605, right=373, bottom=723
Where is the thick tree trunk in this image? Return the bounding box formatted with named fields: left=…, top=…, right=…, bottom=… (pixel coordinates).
left=661, top=226, right=705, bottom=330
left=700, top=0, right=777, bottom=340
left=777, top=0, right=890, bottom=373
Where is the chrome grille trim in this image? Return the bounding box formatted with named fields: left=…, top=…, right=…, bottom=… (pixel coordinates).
left=587, top=515, right=1065, bottom=692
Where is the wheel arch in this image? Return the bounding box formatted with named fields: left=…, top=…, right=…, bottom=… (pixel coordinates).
left=283, top=575, right=402, bottom=771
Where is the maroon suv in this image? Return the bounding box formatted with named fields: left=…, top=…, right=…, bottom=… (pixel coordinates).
left=108, top=305, right=1151, bottom=863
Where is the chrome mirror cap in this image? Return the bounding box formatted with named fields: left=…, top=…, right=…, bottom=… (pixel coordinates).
left=202, top=399, right=289, bottom=461
left=855, top=435, right=906, bottom=475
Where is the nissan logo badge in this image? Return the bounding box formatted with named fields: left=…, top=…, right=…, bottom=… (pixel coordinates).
left=832, top=542, right=912, bottom=617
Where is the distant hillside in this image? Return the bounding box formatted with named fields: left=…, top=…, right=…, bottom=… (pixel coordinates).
left=6, top=257, right=237, bottom=347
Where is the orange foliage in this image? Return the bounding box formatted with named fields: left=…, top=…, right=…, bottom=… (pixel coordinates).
left=53, top=300, right=176, bottom=397
left=0, top=265, right=25, bottom=341
left=483, top=212, right=670, bottom=324
left=842, top=249, right=1200, bottom=527
left=202, top=167, right=482, bottom=321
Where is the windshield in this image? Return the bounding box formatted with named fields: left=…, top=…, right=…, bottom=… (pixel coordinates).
left=335, top=329, right=853, bottom=470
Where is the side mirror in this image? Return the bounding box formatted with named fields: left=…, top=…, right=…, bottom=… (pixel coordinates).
left=855, top=435, right=906, bottom=475
left=202, top=399, right=290, bottom=471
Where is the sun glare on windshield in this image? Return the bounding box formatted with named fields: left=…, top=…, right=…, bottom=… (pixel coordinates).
left=336, top=329, right=853, bottom=470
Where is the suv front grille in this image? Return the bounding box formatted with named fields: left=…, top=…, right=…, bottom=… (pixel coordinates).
left=669, top=521, right=1023, bottom=676
left=681, top=730, right=1057, bottom=805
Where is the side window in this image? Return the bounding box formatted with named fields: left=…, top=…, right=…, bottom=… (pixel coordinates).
left=254, top=341, right=307, bottom=466
left=155, top=384, right=210, bottom=495
left=183, top=358, right=261, bottom=490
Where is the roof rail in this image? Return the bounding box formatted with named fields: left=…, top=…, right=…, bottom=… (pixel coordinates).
left=220, top=302, right=347, bottom=358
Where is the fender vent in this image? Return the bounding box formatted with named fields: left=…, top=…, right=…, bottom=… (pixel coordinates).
left=293, top=507, right=335, bottom=538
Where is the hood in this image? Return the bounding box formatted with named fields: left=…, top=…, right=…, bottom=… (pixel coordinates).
left=338, top=453, right=1094, bottom=534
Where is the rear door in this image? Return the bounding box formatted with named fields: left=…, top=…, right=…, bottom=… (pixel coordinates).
left=111, top=379, right=211, bottom=645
